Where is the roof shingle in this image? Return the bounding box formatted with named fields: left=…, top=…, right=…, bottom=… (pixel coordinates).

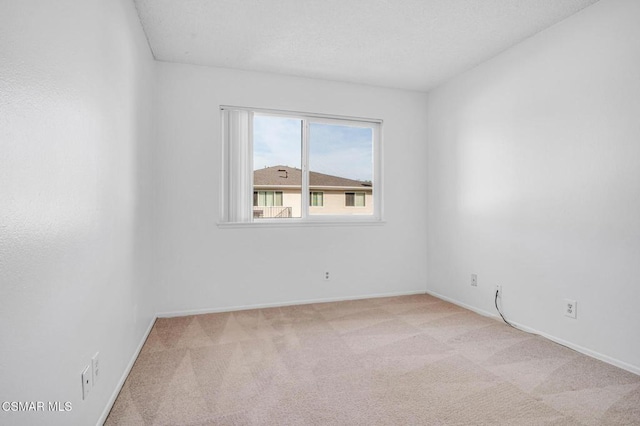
left=253, top=166, right=372, bottom=188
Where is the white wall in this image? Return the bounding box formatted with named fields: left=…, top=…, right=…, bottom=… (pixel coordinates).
left=426, top=0, right=640, bottom=373
left=0, top=1, right=155, bottom=425
left=153, top=63, right=429, bottom=314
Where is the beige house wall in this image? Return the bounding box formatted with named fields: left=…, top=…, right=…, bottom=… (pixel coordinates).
left=283, top=189, right=302, bottom=217
left=310, top=189, right=373, bottom=216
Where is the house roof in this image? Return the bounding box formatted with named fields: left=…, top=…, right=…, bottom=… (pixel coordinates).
left=254, top=166, right=372, bottom=189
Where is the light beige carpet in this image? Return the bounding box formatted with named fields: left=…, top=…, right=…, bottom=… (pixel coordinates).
left=106, top=294, right=640, bottom=425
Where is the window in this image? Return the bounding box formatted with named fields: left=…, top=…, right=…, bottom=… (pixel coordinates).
left=345, top=192, right=365, bottom=207
left=221, top=106, right=382, bottom=224
left=253, top=190, right=289, bottom=218
left=254, top=191, right=283, bottom=207
left=310, top=192, right=324, bottom=207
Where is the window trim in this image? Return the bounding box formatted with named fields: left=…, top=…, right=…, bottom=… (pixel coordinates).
left=220, top=106, right=383, bottom=226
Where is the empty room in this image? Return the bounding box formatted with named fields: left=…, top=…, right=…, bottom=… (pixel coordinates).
left=1, top=0, right=639, bottom=424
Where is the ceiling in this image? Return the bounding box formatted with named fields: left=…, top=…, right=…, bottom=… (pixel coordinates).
left=133, top=0, right=599, bottom=92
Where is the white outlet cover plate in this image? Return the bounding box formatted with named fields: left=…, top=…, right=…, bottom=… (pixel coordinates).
left=564, top=299, right=577, bottom=319
left=81, top=365, right=92, bottom=400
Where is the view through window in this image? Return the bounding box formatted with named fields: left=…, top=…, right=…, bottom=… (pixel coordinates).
left=253, top=114, right=375, bottom=219
left=221, top=107, right=381, bottom=224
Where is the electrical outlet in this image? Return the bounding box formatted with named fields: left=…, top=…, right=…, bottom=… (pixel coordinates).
left=495, top=285, right=502, bottom=298
left=471, top=274, right=478, bottom=287
left=324, top=271, right=330, bottom=281
left=81, top=365, right=92, bottom=400
left=92, top=352, right=100, bottom=385
left=564, top=299, right=577, bottom=319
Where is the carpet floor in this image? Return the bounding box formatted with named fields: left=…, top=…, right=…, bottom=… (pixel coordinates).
left=105, top=294, right=640, bottom=425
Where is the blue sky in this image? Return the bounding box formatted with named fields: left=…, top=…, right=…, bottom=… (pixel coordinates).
left=253, top=115, right=373, bottom=182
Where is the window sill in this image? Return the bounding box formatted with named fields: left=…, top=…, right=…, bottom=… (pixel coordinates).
left=217, top=219, right=386, bottom=229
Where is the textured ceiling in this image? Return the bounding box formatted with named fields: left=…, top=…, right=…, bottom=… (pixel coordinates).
left=133, top=0, right=599, bottom=92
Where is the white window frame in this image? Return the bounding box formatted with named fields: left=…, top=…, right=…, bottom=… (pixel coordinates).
left=220, top=106, right=383, bottom=226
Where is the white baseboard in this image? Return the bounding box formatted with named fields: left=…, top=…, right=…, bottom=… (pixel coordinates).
left=424, top=289, right=500, bottom=320
left=424, top=289, right=640, bottom=377
left=96, top=316, right=157, bottom=426
left=157, top=289, right=426, bottom=318
left=505, top=320, right=640, bottom=376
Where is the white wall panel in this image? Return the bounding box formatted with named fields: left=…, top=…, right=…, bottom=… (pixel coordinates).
left=0, top=1, right=155, bottom=424
left=426, top=0, right=640, bottom=372
left=153, top=64, right=429, bottom=314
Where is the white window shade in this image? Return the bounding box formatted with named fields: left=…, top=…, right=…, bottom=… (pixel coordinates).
left=221, top=108, right=253, bottom=223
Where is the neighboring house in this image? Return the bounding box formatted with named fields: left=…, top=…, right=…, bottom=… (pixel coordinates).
left=253, top=165, right=373, bottom=218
